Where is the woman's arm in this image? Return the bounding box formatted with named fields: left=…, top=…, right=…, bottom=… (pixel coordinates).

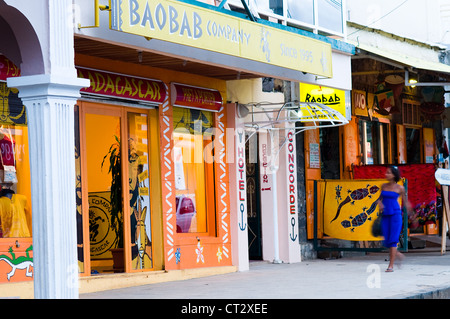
left=400, top=185, right=412, bottom=213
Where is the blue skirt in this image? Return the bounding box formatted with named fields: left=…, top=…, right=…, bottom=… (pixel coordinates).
left=381, top=214, right=402, bottom=248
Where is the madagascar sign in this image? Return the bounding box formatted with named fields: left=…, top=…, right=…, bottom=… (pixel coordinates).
left=77, top=67, right=166, bottom=104
left=171, top=83, right=222, bottom=112
left=109, top=0, right=332, bottom=77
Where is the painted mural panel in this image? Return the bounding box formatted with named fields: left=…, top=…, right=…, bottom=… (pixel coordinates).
left=322, top=179, right=391, bottom=241
left=0, top=240, right=33, bottom=283
left=128, top=113, right=153, bottom=270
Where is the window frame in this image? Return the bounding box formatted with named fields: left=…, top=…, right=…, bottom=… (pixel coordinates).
left=223, top=0, right=346, bottom=38
left=172, top=107, right=218, bottom=238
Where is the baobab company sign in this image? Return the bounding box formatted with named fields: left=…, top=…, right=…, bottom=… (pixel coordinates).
left=109, top=0, right=333, bottom=77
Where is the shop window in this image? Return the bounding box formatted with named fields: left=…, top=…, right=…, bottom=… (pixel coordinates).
left=0, top=82, right=31, bottom=239
left=406, top=127, right=421, bottom=164
left=317, top=0, right=343, bottom=33
left=173, top=107, right=216, bottom=234
left=358, top=120, right=389, bottom=165
left=402, top=99, right=420, bottom=126
left=287, top=0, right=314, bottom=25
left=253, top=0, right=283, bottom=16
left=262, top=78, right=284, bottom=93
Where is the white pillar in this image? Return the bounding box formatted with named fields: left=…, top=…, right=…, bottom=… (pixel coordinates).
left=228, top=105, right=249, bottom=271
left=277, top=128, right=301, bottom=263
left=8, top=74, right=89, bottom=298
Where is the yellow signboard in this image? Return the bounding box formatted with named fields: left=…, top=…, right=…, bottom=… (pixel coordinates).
left=322, top=179, right=402, bottom=241
left=352, top=90, right=390, bottom=120
left=299, top=83, right=346, bottom=117
left=110, top=0, right=332, bottom=77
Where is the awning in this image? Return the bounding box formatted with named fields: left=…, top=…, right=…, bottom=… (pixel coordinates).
left=238, top=101, right=349, bottom=132
left=349, top=40, right=450, bottom=75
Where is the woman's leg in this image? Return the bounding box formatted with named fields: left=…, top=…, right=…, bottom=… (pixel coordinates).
left=387, top=247, right=396, bottom=270
left=383, top=214, right=403, bottom=271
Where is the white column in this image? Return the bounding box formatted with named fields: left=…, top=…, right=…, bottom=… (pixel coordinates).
left=277, top=128, right=301, bottom=263
left=228, top=105, right=249, bottom=271
left=8, top=74, right=89, bottom=299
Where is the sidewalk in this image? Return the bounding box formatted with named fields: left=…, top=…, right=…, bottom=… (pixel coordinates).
left=80, top=250, right=450, bottom=299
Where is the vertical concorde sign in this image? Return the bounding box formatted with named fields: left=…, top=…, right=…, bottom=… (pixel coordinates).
left=109, top=0, right=333, bottom=77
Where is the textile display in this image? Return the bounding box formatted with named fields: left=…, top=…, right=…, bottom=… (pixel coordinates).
left=0, top=194, right=30, bottom=237
left=322, top=179, right=388, bottom=241
left=353, top=164, right=437, bottom=225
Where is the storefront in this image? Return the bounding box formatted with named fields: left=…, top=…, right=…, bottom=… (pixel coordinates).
left=308, top=33, right=450, bottom=246
left=75, top=62, right=232, bottom=274
left=0, top=0, right=354, bottom=297
left=0, top=54, right=231, bottom=280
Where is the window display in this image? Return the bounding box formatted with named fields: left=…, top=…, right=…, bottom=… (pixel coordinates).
left=172, top=107, right=216, bottom=234
left=128, top=112, right=153, bottom=270
left=0, top=82, right=32, bottom=238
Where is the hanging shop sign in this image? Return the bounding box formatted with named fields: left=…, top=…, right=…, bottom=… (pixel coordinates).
left=352, top=90, right=390, bottom=121
left=300, top=83, right=346, bottom=118
left=0, top=55, right=20, bottom=81
left=77, top=67, right=166, bottom=104
left=352, top=90, right=367, bottom=117
left=170, top=83, right=222, bottom=112
left=109, top=0, right=333, bottom=77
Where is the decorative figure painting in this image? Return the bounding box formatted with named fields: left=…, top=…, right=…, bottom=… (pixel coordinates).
left=323, top=179, right=395, bottom=241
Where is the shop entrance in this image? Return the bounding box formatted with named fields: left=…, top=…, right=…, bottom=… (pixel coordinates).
left=246, top=133, right=262, bottom=260
left=78, top=101, right=157, bottom=275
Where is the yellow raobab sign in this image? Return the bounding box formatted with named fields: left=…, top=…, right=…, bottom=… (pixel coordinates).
left=299, top=83, right=346, bottom=119
left=109, top=0, right=333, bottom=77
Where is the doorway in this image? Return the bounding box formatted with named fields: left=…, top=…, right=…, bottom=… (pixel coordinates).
left=78, top=101, right=157, bottom=274
left=246, top=133, right=262, bottom=260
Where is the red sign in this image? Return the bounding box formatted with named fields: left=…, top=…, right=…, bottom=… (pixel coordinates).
left=77, top=67, right=166, bottom=104
left=0, top=55, right=20, bottom=81
left=171, top=83, right=222, bottom=112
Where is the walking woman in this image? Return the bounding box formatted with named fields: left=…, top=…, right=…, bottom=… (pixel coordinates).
left=378, top=165, right=412, bottom=272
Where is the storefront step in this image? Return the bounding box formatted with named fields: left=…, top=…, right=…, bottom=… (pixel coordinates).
left=0, top=281, right=33, bottom=299
left=0, top=266, right=237, bottom=298
left=79, top=266, right=238, bottom=295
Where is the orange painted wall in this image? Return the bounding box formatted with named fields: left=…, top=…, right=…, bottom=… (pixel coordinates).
left=76, top=54, right=231, bottom=270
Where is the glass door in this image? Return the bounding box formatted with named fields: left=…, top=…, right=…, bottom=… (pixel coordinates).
left=127, top=112, right=153, bottom=271
left=78, top=102, right=155, bottom=274
left=83, top=104, right=124, bottom=274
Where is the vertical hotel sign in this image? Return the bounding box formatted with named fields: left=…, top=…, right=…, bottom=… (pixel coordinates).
left=109, top=0, right=333, bottom=77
